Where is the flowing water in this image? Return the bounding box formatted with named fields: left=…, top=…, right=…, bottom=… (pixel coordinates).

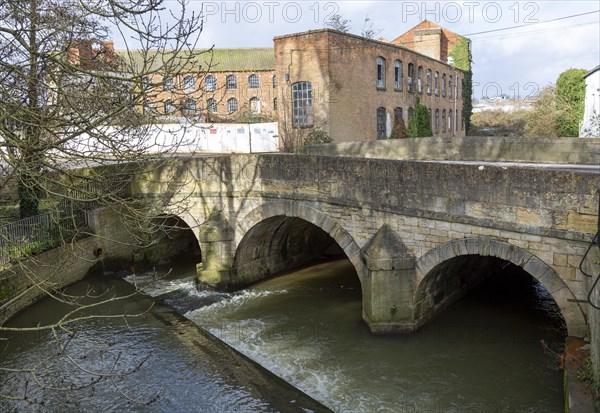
left=134, top=258, right=567, bottom=412
left=0, top=257, right=567, bottom=412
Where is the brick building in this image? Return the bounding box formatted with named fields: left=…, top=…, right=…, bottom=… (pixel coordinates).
left=115, top=48, right=277, bottom=121
left=391, top=19, right=468, bottom=64
left=274, top=27, right=466, bottom=142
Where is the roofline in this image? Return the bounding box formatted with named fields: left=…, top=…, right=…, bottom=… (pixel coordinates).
left=273, top=28, right=465, bottom=72
left=584, top=65, right=600, bottom=78
left=390, top=19, right=468, bottom=44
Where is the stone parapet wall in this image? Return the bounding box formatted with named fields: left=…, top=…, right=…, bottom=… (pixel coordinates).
left=306, top=136, right=600, bottom=165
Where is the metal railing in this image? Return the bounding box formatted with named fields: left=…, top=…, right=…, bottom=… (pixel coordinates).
left=0, top=213, right=59, bottom=265
left=0, top=178, right=131, bottom=265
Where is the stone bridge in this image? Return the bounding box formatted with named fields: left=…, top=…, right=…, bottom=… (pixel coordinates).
left=127, top=153, right=600, bottom=338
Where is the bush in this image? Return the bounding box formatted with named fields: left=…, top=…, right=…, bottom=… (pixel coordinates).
left=470, top=110, right=528, bottom=136
left=299, top=128, right=333, bottom=152
left=407, top=98, right=432, bottom=138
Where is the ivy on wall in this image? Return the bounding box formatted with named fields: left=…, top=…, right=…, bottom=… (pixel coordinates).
left=448, top=37, right=473, bottom=133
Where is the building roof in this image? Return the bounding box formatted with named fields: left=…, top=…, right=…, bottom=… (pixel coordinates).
left=390, top=19, right=467, bottom=46
left=274, top=28, right=463, bottom=72
left=114, top=48, right=275, bottom=73
left=584, top=65, right=600, bottom=79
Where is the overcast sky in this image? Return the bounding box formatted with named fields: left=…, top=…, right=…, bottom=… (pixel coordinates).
left=118, top=1, right=600, bottom=100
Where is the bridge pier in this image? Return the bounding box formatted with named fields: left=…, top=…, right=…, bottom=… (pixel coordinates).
left=196, top=211, right=236, bottom=290
left=361, top=225, right=418, bottom=333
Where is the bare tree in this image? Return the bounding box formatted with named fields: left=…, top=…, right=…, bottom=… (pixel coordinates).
left=325, top=13, right=351, bottom=33
left=0, top=0, right=207, bottom=404
left=361, top=15, right=382, bottom=40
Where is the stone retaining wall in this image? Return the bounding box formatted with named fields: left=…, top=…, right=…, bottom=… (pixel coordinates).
left=307, top=136, right=600, bottom=165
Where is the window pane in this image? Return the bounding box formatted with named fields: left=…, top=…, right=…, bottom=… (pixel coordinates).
left=376, top=57, right=385, bottom=89
left=226, top=75, right=237, bottom=90
left=250, top=97, right=261, bottom=114
left=184, top=76, right=195, bottom=92
left=248, top=74, right=259, bottom=89
left=377, top=107, right=386, bottom=139
left=207, top=98, right=217, bottom=113
left=227, top=97, right=238, bottom=112
left=205, top=75, right=216, bottom=91
left=292, top=82, right=313, bottom=126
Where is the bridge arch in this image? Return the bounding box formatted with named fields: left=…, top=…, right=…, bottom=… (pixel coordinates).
left=233, top=201, right=364, bottom=286
left=414, top=237, right=587, bottom=337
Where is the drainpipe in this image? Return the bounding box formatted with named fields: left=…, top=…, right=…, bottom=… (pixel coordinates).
left=454, top=70, right=458, bottom=136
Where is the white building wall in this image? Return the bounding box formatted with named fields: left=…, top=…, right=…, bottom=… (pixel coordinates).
left=581, top=67, right=600, bottom=137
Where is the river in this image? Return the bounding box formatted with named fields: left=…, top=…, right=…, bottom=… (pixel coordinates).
left=0, top=256, right=566, bottom=412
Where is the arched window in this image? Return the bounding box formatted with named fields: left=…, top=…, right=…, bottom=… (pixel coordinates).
left=377, top=107, right=386, bottom=139
left=394, top=60, right=402, bottom=91
left=272, top=75, right=277, bottom=88
left=273, top=97, right=278, bottom=110
left=442, top=109, right=446, bottom=131
left=448, top=75, right=453, bottom=98
left=250, top=97, right=261, bottom=114
left=449, top=109, right=453, bottom=132
left=394, top=107, right=403, bottom=125
left=407, top=63, right=415, bottom=93
left=163, top=76, right=174, bottom=91
left=426, top=69, right=432, bottom=95
left=292, top=81, right=313, bottom=126
left=142, top=76, right=153, bottom=92
left=441, top=74, right=446, bottom=98
left=164, top=99, right=175, bottom=115
left=248, top=74, right=259, bottom=89
left=435, top=109, right=439, bottom=131
left=184, top=98, right=196, bottom=115
left=434, top=72, right=439, bottom=96
left=417, top=66, right=423, bottom=94
left=143, top=100, right=155, bottom=115
left=183, top=75, right=195, bottom=92
left=207, top=98, right=217, bottom=113
left=226, top=75, right=237, bottom=90
left=205, top=75, right=216, bottom=91
left=227, top=97, right=238, bottom=112
left=376, top=57, right=386, bottom=89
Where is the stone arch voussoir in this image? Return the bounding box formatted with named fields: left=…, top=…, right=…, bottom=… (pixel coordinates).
left=415, top=236, right=587, bottom=337
left=236, top=201, right=365, bottom=283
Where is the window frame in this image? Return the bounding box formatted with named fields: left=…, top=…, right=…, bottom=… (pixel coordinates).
left=376, top=107, right=387, bottom=139
left=407, top=63, right=415, bottom=93
left=207, top=98, right=217, bottom=113
left=226, top=75, right=237, bottom=90
left=426, top=69, right=432, bottom=95
left=291, top=81, right=313, bottom=127
left=442, top=109, right=446, bottom=132
left=250, top=96, right=261, bottom=114
left=184, top=98, right=196, bottom=116
left=205, top=75, right=216, bottom=92
left=163, top=76, right=174, bottom=92
left=441, top=73, right=446, bottom=98
left=376, top=56, right=386, bottom=90
left=248, top=74, right=259, bottom=89
left=164, top=99, right=176, bottom=115
left=183, top=75, right=195, bottom=92
left=227, top=97, right=238, bottom=113
left=394, top=60, right=403, bottom=91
